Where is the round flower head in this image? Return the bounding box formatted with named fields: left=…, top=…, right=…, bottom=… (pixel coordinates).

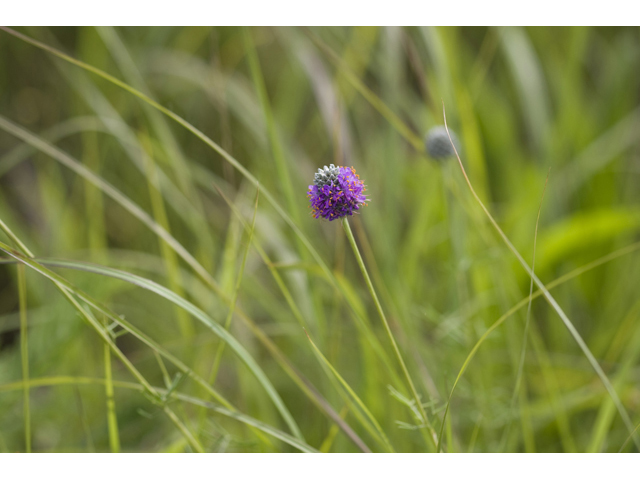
left=425, top=126, right=461, bottom=160
left=307, top=164, right=368, bottom=221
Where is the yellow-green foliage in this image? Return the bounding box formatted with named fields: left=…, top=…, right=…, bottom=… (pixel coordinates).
left=0, top=26, right=639, bottom=452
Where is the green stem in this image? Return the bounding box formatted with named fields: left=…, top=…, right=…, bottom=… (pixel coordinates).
left=342, top=218, right=437, bottom=450
left=103, top=316, right=121, bottom=453
left=18, top=264, right=31, bottom=453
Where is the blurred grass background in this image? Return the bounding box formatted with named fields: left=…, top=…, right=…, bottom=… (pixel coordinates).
left=0, top=26, right=640, bottom=452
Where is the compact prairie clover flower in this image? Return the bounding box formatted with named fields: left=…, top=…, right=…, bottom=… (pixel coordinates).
left=307, top=164, right=368, bottom=221
left=425, top=126, right=461, bottom=160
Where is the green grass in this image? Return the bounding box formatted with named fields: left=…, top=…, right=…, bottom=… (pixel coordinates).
left=0, top=26, right=640, bottom=452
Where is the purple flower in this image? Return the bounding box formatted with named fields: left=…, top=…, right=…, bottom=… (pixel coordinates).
left=307, top=164, right=368, bottom=221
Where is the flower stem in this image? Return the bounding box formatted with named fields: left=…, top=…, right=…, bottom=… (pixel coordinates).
left=342, top=218, right=437, bottom=449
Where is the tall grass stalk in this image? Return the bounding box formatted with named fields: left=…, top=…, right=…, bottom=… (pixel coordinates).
left=102, top=316, right=121, bottom=453
left=499, top=169, right=549, bottom=451
left=208, top=189, right=258, bottom=386
left=141, top=132, right=195, bottom=339
left=17, top=264, right=31, bottom=453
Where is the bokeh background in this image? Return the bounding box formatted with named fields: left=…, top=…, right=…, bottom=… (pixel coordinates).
left=1, top=26, right=640, bottom=452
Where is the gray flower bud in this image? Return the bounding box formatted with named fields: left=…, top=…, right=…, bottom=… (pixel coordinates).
left=425, top=126, right=461, bottom=160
